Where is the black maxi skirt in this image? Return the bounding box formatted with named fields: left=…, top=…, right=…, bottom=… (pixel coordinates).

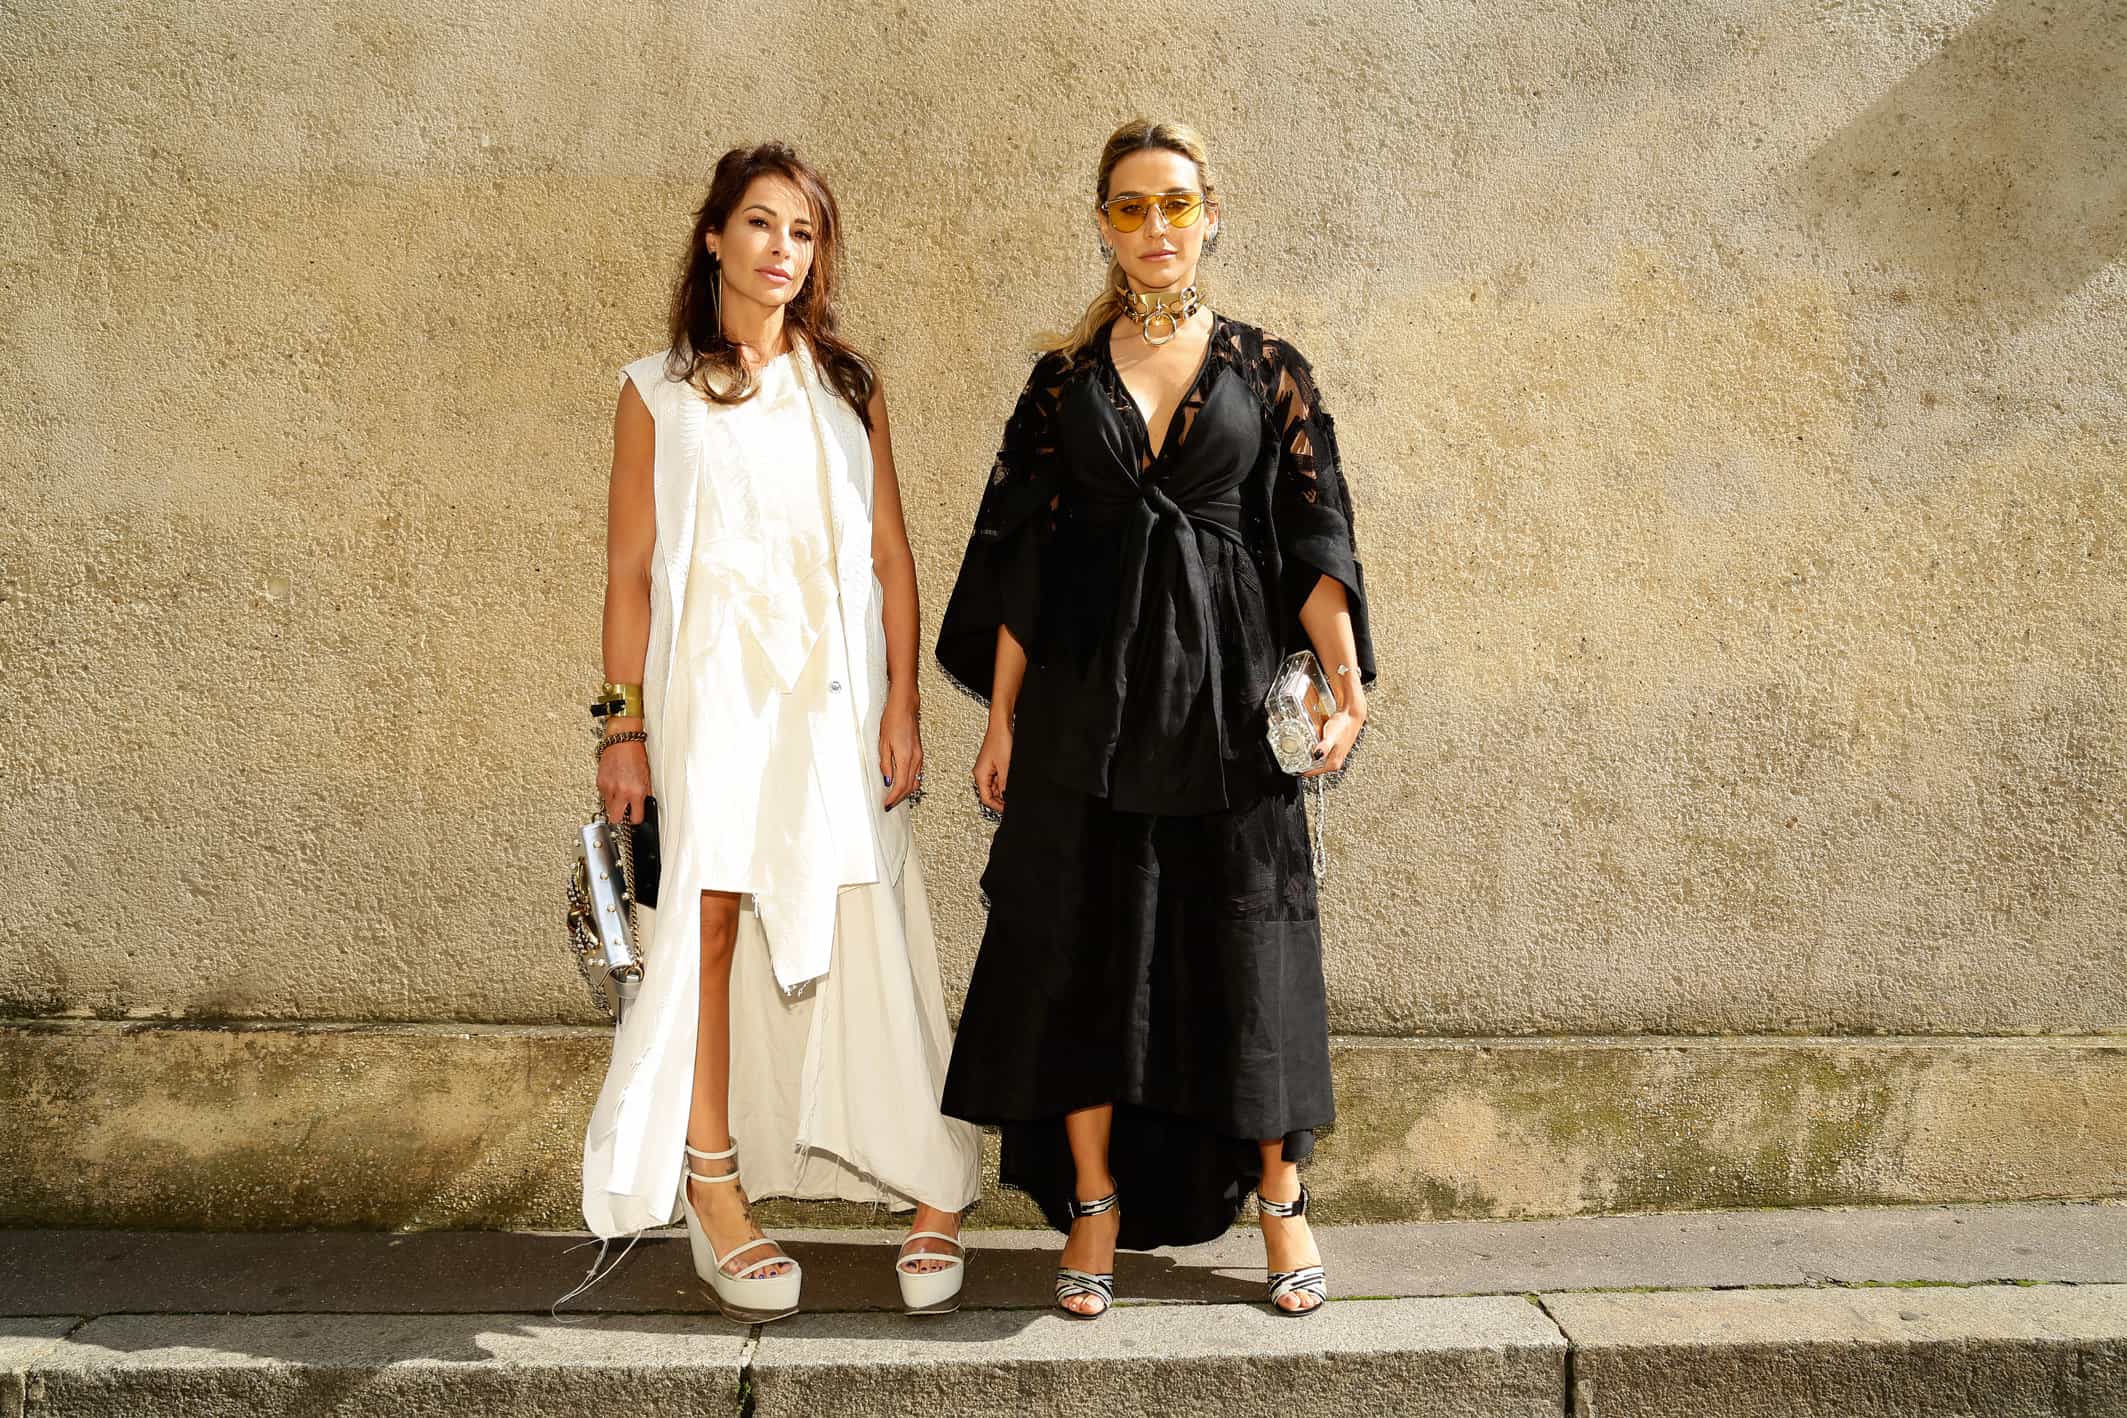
left=941, top=759, right=1335, bottom=1251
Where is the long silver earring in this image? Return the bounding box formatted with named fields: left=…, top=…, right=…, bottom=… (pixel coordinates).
left=1204, top=226, right=1221, bottom=257
left=1098, top=239, right=1115, bottom=263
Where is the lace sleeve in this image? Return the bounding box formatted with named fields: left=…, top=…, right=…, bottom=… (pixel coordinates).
left=1264, top=337, right=1376, bottom=685
left=935, top=354, right=1069, bottom=701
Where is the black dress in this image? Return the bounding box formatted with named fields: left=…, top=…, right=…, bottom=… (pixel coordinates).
left=936, top=316, right=1375, bottom=1250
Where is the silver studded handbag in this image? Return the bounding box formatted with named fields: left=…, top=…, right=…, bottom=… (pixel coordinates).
left=564, top=800, right=657, bottom=1024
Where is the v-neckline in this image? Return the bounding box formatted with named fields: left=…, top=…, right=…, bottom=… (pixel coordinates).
left=1104, top=315, right=1223, bottom=465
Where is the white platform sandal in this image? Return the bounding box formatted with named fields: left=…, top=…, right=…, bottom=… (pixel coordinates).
left=895, top=1229, right=967, bottom=1316
left=681, top=1142, right=802, bottom=1323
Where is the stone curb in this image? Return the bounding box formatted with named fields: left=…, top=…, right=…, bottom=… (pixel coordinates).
left=8, top=1286, right=2126, bottom=1417
left=17, top=1313, right=746, bottom=1418
left=1544, top=1283, right=2127, bottom=1417
left=10, top=1202, right=2122, bottom=1320
left=747, top=1297, right=1564, bottom=1417
left=2, top=1320, right=81, bottom=1418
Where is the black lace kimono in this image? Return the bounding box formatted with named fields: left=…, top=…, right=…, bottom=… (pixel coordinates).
left=936, top=315, right=1375, bottom=1249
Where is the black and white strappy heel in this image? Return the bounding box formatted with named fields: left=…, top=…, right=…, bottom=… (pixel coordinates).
left=1054, top=1191, right=1120, bottom=1320
left=1259, top=1183, right=1326, bottom=1317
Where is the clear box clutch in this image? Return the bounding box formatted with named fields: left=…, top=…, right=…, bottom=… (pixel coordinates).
left=1264, top=650, right=1336, bottom=775
left=1264, top=651, right=1339, bottom=879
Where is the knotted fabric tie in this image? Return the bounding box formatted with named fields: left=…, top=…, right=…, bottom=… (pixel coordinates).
left=1076, top=478, right=1248, bottom=804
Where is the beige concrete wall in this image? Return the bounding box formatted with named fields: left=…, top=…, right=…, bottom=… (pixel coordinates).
left=3, top=0, right=2122, bottom=1036
left=7, top=1023, right=2120, bottom=1229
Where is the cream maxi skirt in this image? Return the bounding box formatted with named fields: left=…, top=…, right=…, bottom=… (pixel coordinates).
left=581, top=787, right=982, bottom=1237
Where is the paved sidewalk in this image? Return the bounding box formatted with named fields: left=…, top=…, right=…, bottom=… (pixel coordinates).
left=4, top=1202, right=2125, bottom=1415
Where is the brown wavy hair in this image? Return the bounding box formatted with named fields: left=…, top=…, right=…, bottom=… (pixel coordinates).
left=667, top=142, right=876, bottom=429
left=1046, top=118, right=1222, bottom=358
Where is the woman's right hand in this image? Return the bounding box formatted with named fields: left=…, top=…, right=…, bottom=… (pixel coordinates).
left=973, top=720, right=1013, bottom=814
left=598, top=722, right=652, bottom=824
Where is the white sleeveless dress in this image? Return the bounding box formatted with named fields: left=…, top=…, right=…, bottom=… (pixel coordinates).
left=581, top=344, right=982, bottom=1234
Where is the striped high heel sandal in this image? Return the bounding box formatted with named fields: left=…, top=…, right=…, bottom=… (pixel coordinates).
left=681, top=1142, right=802, bottom=1324
left=1054, top=1191, right=1119, bottom=1320
left=1259, top=1182, right=1326, bottom=1317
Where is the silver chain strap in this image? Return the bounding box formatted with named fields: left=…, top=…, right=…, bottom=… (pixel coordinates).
left=564, top=851, right=614, bottom=1017
left=615, top=814, right=642, bottom=947
left=1307, top=774, right=1327, bottom=880
left=564, top=809, right=646, bottom=1021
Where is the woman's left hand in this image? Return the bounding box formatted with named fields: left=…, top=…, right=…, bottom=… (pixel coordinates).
left=880, top=694, right=924, bottom=809
left=1304, top=704, right=1365, bottom=777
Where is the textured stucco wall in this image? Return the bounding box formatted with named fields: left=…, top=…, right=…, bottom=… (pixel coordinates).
left=3, top=0, right=2122, bottom=1035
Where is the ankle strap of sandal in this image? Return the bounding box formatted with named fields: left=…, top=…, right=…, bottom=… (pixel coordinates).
left=685, top=1141, right=741, bottom=1185
left=1259, top=1182, right=1309, bottom=1218
left=1066, top=1191, right=1119, bottom=1219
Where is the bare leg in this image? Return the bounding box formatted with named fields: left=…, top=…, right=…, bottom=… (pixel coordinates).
left=686, top=891, right=791, bottom=1278
left=1057, top=1104, right=1119, bottom=1314
left=1257, top=1141, right=1321, bottom=1312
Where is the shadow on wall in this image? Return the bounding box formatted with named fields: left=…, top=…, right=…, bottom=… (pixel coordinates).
left=1798, top=0, right=2127, bottom=327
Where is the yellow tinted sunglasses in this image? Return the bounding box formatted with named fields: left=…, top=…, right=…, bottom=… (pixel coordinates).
left=1099, top=191, right=1207, bottom=233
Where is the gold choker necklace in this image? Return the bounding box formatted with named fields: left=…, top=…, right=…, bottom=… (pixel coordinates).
left=1120, top=283, right=1201, bottom=345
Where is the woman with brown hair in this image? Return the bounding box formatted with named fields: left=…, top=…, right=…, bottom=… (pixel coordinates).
left=581, top=142, right=978, bottom=1322
left=937, top=119, right=1373, bottom=1318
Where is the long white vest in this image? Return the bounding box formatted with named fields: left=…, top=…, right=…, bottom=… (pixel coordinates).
left=582, top=343, right=911, bottom=1237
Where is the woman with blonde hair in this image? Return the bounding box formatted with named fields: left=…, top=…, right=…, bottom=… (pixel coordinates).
left=938, top=119, right=1373, bottom=1318
left=583, top=141, right=979, bottom=1322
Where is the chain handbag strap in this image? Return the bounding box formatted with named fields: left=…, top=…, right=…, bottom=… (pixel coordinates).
left=564, top=806, right=650, bottom=1022
left=613, top=810, right=641, bottom=948
left=1307, top=773, right=1327, bottom=881
left=564, top=904, right=609, bottom=1016
left=588, top=728, right=650, bottom=990
left=1303, top=718, right=1365, bottom=882
left=564, top=821, right=615, bottom=1019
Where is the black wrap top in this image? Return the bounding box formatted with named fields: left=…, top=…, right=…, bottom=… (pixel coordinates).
left=938, top=316, right=1375, bottom=815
